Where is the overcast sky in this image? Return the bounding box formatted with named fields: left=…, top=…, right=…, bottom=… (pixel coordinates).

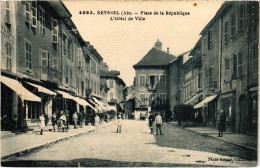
left=63, top=1, right=224, bottom=86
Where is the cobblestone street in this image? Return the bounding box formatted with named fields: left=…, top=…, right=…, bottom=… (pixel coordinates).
left=2, top=120, right=256, bottom=167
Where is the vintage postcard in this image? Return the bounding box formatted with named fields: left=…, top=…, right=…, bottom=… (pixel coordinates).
left=1, top=0, right=258, bottom=167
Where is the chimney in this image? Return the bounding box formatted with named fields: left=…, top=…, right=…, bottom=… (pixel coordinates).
left=167, top=47, right=169, bottom=53
left=155, top=39, right=162, bottom=50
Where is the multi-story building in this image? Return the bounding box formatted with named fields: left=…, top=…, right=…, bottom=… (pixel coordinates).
left=190, top=1, right=258, bottom=133
left=1, top=1, right=102, bottom=130
left=133, top=40, right=177, bottom=120
left=218, top=1, right=258, bottom=133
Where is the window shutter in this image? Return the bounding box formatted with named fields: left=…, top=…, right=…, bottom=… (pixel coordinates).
left=52, top=19, right=58, bottom=43
left=25, top=2, right=30, bottom=23
left=155, top=75, right=159, bottom=85
left=31, top=2, right=37, bottom=28
left=78, top=48, right=82, bottom=67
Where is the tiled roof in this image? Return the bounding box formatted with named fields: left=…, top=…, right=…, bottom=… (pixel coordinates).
left=133, top=47, right=177, bottom=68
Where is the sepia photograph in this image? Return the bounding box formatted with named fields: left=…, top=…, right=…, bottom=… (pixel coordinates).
left=1, top=0, right=258, bottom=167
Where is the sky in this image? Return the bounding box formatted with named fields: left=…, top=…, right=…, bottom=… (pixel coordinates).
left=63, top=1, right=224, bottom=86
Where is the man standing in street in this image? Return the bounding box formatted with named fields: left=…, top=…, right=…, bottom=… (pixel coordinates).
left=155, top=113, right=163, bottom=135
left=148, top=112, right=154, bottom=134
left=73, top=111, right=78, bottom=129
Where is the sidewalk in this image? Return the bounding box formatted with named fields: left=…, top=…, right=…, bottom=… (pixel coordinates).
left=184, top=126, right=257, bottom=151
left=1, top=121, right=116, bottom=160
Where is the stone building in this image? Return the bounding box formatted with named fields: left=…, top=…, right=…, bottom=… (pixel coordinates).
left=133, top=40, right=177, bottom=120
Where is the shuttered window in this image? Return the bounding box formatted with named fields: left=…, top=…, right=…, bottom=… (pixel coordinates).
left=52, top=19, right=58, bottom=43
left=41, top=50, right=48, bottom=67
left=39, top=6, right=45, bottom=36
left=237, top=51, right=243, bottom=77
left=31, top=2, right=37, bottom=27
left=5, top=42, right=12, bottom=70
left=25, top=40, right=32, bottom=71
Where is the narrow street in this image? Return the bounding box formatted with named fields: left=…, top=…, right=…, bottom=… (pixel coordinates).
left=2, top=120, right=256, bottom=167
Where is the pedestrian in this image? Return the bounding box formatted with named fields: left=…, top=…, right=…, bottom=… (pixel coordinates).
left=217, top=110, right=226, bottom=137
left=44, top=113, right=49, bottom=126
left=51, top=112, right=57, bottom=132
left=148, top=112, right=154, bottom=134
left=59, top=111, right=67, bottom=132
left=65, top=110, right=70, bottom=130
left=39, top=113, right=45, bottom=135
left=95, top=114, right=100, bottom=130
left=78, top=111, right=83, bottom=128
left=155, top=112, right=163, bottom=135
left=73, top=111, right=78, bottom=129
left=117, top=115, right=123, bottom=133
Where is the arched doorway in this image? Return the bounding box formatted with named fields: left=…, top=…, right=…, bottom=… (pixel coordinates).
left=238, top=95, right=247, bottom=133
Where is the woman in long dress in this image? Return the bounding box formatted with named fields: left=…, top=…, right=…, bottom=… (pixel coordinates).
left=39, top=113, right=45, bottom=135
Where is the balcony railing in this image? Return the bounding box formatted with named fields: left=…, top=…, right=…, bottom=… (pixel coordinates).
left=148, top=84, right=156, bottom=91
left=34, top=66, right=62, bottom=83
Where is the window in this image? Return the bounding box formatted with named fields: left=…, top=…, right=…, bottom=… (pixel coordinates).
left=238, top=3, right=244, bottom=31
left=90, top=60, right=97, bottom=73
left=208, top=29, right=213, bottom=50
left=67, top=39, right=72, bottom=59
left=78, top=48, right=82, bottom=67
left=65, top=65, right=69, bottom=83
left=237, top=51, right=243, bottom=77
left=39, top=6, right=45, bottom=36
left=230, top=13, right=236, bottom=38
left=224, top=20, right=229, bottom=43
left=81, top=81, right=84, bottom=96
left=40, top=50, right=48, bottom=67
left=159, top=74, right=166, bottom=86
left=63, top=33, right=67, bottom=56
left=53, top=58, right=58, bottom=70
left=70, top=69, right=73, bottom=84
left=232, top=54, right=237, bottom=79
left=94, top=81, right=96, bottom=94
left=5, top=42, right=12, bottom=70
left=25, top=101, right=40, bottom=119
left=25, top=2, right=30, bottom=23
left=225, top=58, right=231, bottom=81
left=159, top=93, right=166, bottom=104
left=52, top=19, right=58, bottom=43
left=109, top=80, right=114, bottom=88
left=208, top=66, right=213, bottom=87
left=148, top=75, right=156, bottom=89
left=25, top=40, right=32, bottom=71
left=139, top=75, right=146, bottom=86
left=31, top=2, right=37, bottom=27
left=252, top=45, right=258, bottom=74
left=5, top=1, right=10, bottom=24
left=110, top=93, right=114, bottom=100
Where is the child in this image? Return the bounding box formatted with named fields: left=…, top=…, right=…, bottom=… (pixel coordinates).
left=117, top=115, right=122, bottom=133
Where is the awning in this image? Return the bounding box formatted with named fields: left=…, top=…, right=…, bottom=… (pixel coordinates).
left=194, top=95, right=218, bottom=109
left=26, top=82, right=56, bottom=95
left=93, top=97, right=107, bottom=111
left=56, top=90, right=76, bottom=100
left=185, top=93, right=203, bottom=105
left=1, top=76, right=41, bottom=102
left=56, top=90, right=96, bottom=111
left=73, top=97, right=96, bottom=111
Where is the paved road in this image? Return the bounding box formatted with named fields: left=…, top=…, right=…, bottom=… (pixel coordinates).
left=2, top=120, right=256, bottom=167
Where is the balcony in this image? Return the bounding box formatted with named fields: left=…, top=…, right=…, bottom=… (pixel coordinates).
left=34, top=66, right=61, bottom=83
left=148, top=84, right=156, bottom=91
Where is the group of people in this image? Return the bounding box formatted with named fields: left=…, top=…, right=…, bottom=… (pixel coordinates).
left=39, top=110, right=106, bottom=135
left=148, top=112, right=163, bottom=135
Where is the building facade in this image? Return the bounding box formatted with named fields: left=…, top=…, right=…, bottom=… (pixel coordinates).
left=133, top=40, right=176, bottom=120
left=1, top=1, right=104, bottom=131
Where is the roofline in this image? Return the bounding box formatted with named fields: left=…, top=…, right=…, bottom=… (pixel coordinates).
left=153, top=47, right=177, bottom=57
left=190, top=37, right=202, bottom=56
left=133, top=64, right=170, bottom=69
left=200, top=2, right=231, bottom=35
